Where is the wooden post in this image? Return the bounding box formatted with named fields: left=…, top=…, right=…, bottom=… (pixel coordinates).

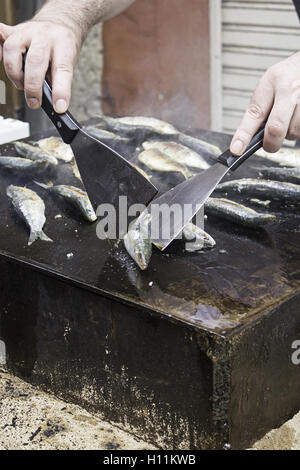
left=102, top=0, right=211, bottom=130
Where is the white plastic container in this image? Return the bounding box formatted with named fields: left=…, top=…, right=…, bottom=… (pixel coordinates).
left=0, top=116, right=30, bottom=145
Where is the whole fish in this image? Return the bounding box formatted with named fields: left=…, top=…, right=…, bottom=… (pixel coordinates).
left=14, top=141, right=58, bottom=166
left=142, top=140, right=210, bottom=170
left=124, top=214, right=152, bottom=270
left=178, top=133, right=222, bottom=158
left=217, top=179, right=300, bottom=202
left=35, top=182, right=97, bottom=222
left=138, top=149, right=194, bottom=180
left=84, top=126, right=130, bottom=144
left=257, top=167, right=300, bottom=185
left=98, top=115, right=179, bottom=136
left=37, top=137, right=74, bottom=163
left=0, top=157, right=49, bottom=173
left=124, top=216, right=215, bottom=267
left=182, top=223, right=216, bottom=252
left=255, top=147, right=300, bottom=168
left=205, top=197, right=276, bottom=227
left=7, top=185, right=52, bottom=246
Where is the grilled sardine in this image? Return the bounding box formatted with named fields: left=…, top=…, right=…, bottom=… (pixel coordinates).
left=217, top=179, right=300, bottom=202
left=205, top=197, right=276, bottom=227
left=257, top=167, right=300, bottom=185
left=142, top=141, right=210, bottom=170
left=37, top=137, right=74, bottom=163
left=255, top=147, right=300, bottom=168
left=178, top=133, right=221, bottom=158
left=7, top=185, right=52, bottom=246
left=14, top=141, right=58, bottom=166
left=84, top=126, right=130, bottom=144
left=124, top=214, right=152, bottom=270
left=35, top=182, right=97, bottom=222
left=98, top=115, right=178, bottom=136
left=138, top=149, right=194, bottom=179
left=0, top=157, right=49, bottom=173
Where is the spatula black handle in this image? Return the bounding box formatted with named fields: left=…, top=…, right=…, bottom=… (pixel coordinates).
left=218, top=124, right=265, bottom=171
left=22, top=53, right=80, bottom=144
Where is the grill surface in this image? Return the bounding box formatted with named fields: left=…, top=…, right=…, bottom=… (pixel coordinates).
left=0, top=128, right=299, bottom=334
left=0, top=126, right=299, bottom=449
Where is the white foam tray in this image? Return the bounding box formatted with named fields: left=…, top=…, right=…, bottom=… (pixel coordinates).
left=0, top=116, right=30, bottom=145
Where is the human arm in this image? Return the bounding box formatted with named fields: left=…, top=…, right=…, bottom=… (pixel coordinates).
left=0, top=0, right=135, bottom=113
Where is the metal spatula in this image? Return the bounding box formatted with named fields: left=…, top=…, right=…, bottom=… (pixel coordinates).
left=145, top=125, right=266, bottom=250
left=22, top=56, right=158, bottom=211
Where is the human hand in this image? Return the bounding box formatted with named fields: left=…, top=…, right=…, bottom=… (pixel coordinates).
left=230, top=52, right=300, bottom=155
left=0, top=19, right=82, bottom=113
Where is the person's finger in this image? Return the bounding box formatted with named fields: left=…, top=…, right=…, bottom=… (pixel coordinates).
left=230, top=76, right=274, bottom=155
left=263, top=85, right=296, bottom=152
left=0, top=23, right=12, bottom=62
left=24, top=38, right=50, bottom=109
left=3, top=33, right=29, bottom=90
left=51, top=43, right=76, bottom=114
left=0, top=23, right=13, bottom=43
left=286, top=104, right=300, bottom=141
left=0, top=24, right=14, bottom=65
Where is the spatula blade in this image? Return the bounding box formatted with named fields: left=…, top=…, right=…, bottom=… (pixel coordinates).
left=145, top=125, right=266, bottom=251
left=71, top=128, right=158, bottom=210
left=146, top=162, right=228, bottom=250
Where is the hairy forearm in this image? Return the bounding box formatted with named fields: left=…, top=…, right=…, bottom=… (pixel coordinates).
left=34, top=0, right=135, bottom=38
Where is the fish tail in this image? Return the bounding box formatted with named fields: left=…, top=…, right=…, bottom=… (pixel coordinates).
left=183, top=169, right=195, bottom=180
left=33, top=180, right=53, bottom=190
left=28, top=231, right=39, bottom=246
left=28, top=230, right=53, bottom=245
left=38, top=230, right=53, bottom=243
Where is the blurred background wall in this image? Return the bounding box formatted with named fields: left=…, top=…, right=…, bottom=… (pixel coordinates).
left=102, top=0, right=300, bottom=133
left=220, top=0, right=300, bottom=133
left=1, top=0, right=300, bottom=135
left=102, top=0, right=211, bottom=131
